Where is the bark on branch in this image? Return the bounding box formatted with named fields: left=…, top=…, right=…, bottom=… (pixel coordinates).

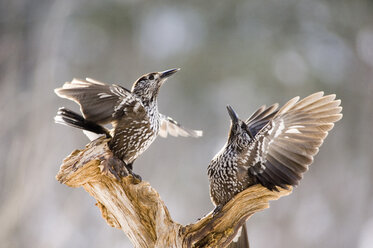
left=56, top=137, right=292, bottom=248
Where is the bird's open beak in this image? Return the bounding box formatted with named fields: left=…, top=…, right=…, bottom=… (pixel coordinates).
left=160, top=68, right=180, bottom=79
left=227, top=105, right=239, bottom=124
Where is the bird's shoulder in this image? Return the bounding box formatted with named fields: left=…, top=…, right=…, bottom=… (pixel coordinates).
left=110, top=84, right=148, bottom=119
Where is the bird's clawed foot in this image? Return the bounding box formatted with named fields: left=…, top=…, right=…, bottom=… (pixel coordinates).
left=125, top=163, right=142, bottom=183
left=99, top=155, right=141, bottom=183
left=129, top=171, right=142, bottom=182
left=100, top=156, right=129, bottom=180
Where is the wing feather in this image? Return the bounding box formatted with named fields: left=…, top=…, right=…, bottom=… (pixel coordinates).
left=266, top=155, right=302, bottom=181
left=55, top=78, right=142, bottom=124
left=292, top=91, right=324, bottom=109
left=159, top=115, right=203, bottom=138
left=245, top=92, right=342, bottom=190
left=245, top=103, right=279, bottom=136
left=276, top=96, right=300, bottom=115
left=265, top=159, right=300, bottom=185
left=246, top=105, right=266, bottom=123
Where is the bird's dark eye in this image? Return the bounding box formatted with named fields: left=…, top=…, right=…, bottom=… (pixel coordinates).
left=149, top=74, right=154, bottom=80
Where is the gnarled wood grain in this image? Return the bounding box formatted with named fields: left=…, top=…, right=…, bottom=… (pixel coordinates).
left=56, top=137, right=292, bottom=248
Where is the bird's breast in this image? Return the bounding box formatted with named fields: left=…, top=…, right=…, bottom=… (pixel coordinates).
left=208, top=149, right=257, bottom=206
left=109, top=117, right=158, bottom=163
left=208, top=156, right=239, bottom=205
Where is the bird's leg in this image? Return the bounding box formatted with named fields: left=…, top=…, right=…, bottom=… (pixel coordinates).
left=99, top=149, right=141, bottom=182
left=212, top=205, right=223, bottom=216
left=124, top=162, right=142, bottom=182
left=99, top=155, right=129, bottom=180
left=126, top=162, right=133, bottom=170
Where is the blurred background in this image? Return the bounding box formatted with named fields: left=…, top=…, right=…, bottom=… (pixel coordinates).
left=1, top=0, right=373, bottom=247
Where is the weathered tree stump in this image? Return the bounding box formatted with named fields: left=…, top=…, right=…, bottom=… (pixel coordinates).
left=56, top=137, right=292, bottom=248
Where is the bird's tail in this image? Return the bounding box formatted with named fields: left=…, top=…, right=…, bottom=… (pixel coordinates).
left=228, top=224, right=249, bottom=248
left=55, top=107, right=110, bottom=138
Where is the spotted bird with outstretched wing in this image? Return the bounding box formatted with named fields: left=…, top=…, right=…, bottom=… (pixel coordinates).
left=55, top=69, right=202, bottom=179
left=208, top=92, right=342, bottom=248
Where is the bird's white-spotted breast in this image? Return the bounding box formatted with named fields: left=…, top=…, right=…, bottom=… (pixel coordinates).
left=208, top=145, right=249, bottom=206
left=109, top=102, right=160, bottom=164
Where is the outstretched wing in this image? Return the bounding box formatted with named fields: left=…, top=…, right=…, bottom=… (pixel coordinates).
left=246, top=92, right=342, bottom=190
left=158, top=114, right=203, bottom=138
left=55, top=78, right=143, bottom=124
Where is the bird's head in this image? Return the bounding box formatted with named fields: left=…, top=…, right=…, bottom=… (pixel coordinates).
left=226, top=105, right=253, bottom=149
left=131, top=68, right=180, bottom=104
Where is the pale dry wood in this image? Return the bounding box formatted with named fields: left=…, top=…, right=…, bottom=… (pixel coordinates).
left=56, top=137, right=292, bottom=248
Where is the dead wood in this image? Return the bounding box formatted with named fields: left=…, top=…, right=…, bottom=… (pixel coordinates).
left=56, top=137, right=292, bottom=248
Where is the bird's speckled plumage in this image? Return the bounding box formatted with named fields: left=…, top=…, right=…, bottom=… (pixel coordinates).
left=208, top=92, right=342, bottom=207
left=109, top=99, right=159, bottom=164
left=55, top=69, right=202, bottom=175
left=208, top=92, right=342, bottom=248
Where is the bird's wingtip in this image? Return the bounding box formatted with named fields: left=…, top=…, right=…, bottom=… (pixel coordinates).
left=194, top=130, right=203, bottom=137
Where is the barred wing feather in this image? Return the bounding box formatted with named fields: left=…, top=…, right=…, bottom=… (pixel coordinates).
left=54, top=78, right=143, bottom=124
left=246, top=92, right=342, bottom=190
left=246, top=103, right=279, bottom=137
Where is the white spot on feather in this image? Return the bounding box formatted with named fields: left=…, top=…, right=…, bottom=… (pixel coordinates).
left=97, top=92, right=112, bottom=98
left=133, top=102, right=141, bottom=112
left=285, top=128, right=301, bottom=134
left=285, top=125, right=304, bottom=134
left=114, top=97, right=130, bottom=112
left=274, top=119, right=285, bottom=138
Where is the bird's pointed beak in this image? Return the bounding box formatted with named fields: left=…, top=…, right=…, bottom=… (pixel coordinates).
left=160, top=68, right=180, bottom=79
left=227, top=105, right=239, bottom=124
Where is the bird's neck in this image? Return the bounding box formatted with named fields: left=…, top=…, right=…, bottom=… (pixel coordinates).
left=225, top=141, right=237, bottom=152
left=143, top=99, right=160, bottom=130
left=213, top=142, right=236, bottom=162
left=142, top=97, right=158, bottom=112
